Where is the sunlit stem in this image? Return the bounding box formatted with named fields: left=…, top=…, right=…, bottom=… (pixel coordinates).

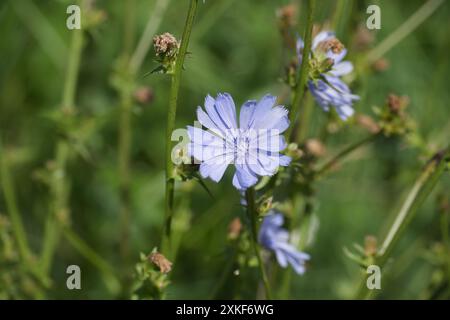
left=355, top=148, right=449, bottom=299
left=161, top=0, right=199, bottom=258
left=367, top=0, right=444, bottom=63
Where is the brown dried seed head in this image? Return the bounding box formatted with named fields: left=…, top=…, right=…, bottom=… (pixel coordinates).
left=276, top=4, right=297, bottom=27
left=150, top=252, right=173, bottom=274
left=134, top=86, right=154, bottom=104
left=387, top=94, right=409, bottom=114
left=228, top=217, right=242, bottom=240
left=364, top=235, right=377, bottom=256
left=153, top=33, right=179, bottom=57
left=354, top=24, right=374, bottom=50
left=305, top=139, right=326, bottom=157
left=356, top=114, right=380, bottom=134
left=372, top=58, right=389, bottom=72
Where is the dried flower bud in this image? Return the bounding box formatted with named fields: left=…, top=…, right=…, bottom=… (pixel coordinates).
left=372, top=58, right=389, bottom=72
left=353, top=24, right=374, bottom=51
left=276, top=4, right=297, bottom=28
left=305, top=139, right=326, bottom=158
left=149, top=252, right=172, bottom=274
left=134, top=86, right=154, bottom=104
left=228, top=217, right=242, bottom=240
left=364, top=235, right=377, bottom=256
left=153, top=33, right=179, bottom=58
left=356, top=114, right=380, bottom=134
left=387, top=94, right=409, bottom=114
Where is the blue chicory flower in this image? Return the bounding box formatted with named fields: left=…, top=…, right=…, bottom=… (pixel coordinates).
left=297, top=31, right=359, bottom=120
left=259, top=212, right=310, bottom=275
left=187, top=93, right=291, bottom=190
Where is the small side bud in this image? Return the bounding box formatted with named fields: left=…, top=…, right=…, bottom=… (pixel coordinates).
left=364, top=235, right=377, bottom=256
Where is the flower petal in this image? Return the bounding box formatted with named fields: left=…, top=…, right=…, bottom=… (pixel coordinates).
left=330, top=61, right=353, bottom=77
left=275, top=249, right=289, bottom=268
left=239, top=100, right=257, bottom=129
left=214, top=93, right=238, bottom=129
left=232, top=164, right=258, bottom=190
left=199, top=153, right=233, bottom=182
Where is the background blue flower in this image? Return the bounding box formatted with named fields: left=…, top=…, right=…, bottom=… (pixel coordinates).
left=297, top=31, right=359, bottom=120
left=259, top=212, right=310, bottom=275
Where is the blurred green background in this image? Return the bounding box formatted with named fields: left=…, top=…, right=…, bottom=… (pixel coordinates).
left=0, top=0, right=449, bottom=299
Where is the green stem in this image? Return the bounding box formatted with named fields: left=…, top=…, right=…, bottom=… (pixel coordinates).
left=367, top=0, right=444, bottom=63
left=161, top=0, right=198, bottom=258
left=40, top=17, right=84, bottom=274
left=296, top=92, right=313, bottom=142
left=118, top=0, right=135, bottom=274
left=0, top=141, right=32, bottom=264
left=245, top=187, right=272, bottom=300
left=316, top=133, right=379, bottom=178
left=62, top=227, right=120, bottom=294
left=286, top=0, right=315, bottom=141
left=355, top=148, right=449, bottom=299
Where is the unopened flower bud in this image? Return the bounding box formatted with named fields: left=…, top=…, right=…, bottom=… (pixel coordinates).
left=286, top=143, right=304, bottom=160
left=364, top=235, right=377, bottom=256
left=149, top=251, right=172, bottom=274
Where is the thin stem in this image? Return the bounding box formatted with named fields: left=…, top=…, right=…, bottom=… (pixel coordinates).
left=355, top=148, right=449, bottom=299
left=40, top=17, right=84, bottom=274
left=62, top=227, right=120, bottom=294
left=118, top=0, right=136, bottom=274
left=0, top=139, right=51, bottom=288
left=367, top=0, right=444, bottom=63
left=129, top=0, right=171, bottom=74
left=316, top=133, right=379, bottom=178
left=245, top=187, right=272, bottom=300
left=0, top=141, right=32, bottom=264
left=161, top=0, right=199, bottom=258
left=286, top=0, right=315, bottom=141
left=296, top=92, right=313, bottom=142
